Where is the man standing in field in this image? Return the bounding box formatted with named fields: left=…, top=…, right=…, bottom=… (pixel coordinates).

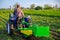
left=13, top=4, right=24, bottom=28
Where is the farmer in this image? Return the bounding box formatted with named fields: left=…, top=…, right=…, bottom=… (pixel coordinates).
left=9, top=14, right=17, bottom=35
left=24, top=15, right=32, bottom=28
left=13, top=4, right=24, bottom=28
left=9, top=14, right=17, bottom=29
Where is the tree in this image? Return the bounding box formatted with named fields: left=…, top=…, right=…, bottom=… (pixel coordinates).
left=44, top=4, right=53, bottom=9
left=21, top=7, right=24, bottom=9
left=10, top=6, right=12, bottom=10
left=55, top=4, right=58, bottom=9
left=30, top=4, right=35, bottom=9
left=35, top=6, right=42, bottom=10
left=26, top=7, right=30, bottom=9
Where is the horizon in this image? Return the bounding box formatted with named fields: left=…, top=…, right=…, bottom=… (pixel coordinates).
left=0, top=0, right=60, bottom=9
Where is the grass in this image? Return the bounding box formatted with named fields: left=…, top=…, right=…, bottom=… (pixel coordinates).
left=0, top=9, right=60, bottom=40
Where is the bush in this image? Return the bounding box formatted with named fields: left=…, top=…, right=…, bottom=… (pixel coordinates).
left=35, top=6, right=42, bottom=10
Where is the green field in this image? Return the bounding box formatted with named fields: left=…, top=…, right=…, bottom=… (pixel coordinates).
left=0, top=9, right=60, bottom=40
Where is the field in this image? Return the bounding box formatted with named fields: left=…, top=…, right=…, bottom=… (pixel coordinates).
left=0, top=9, right=60, bottom=40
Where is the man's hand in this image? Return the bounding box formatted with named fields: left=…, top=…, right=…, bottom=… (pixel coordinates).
left=11, top=18, right=14, bottom=20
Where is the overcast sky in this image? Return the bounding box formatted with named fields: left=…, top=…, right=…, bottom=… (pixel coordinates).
left=0, top=0, right=60, bottom=8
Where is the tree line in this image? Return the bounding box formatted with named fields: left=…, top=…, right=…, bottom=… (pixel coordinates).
left=0, top=4, right=60, bottom=10
left=28, top=4, right=60, bottom=10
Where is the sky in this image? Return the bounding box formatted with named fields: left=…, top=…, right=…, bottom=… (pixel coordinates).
left=0, top=0, right=60, bottom=8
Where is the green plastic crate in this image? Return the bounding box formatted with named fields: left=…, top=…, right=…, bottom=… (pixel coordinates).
left=32, top=25, right=50, bottom=37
